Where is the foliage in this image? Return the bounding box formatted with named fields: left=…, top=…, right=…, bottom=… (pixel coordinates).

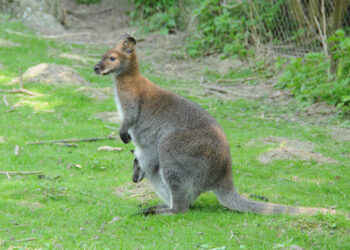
left=77, top=0, right=101, bottom=4
left=277, top=30, right=350, bottom=114
left=130, top=0, right=183, bottom=34
left=185, top=0, right=249, bottom=58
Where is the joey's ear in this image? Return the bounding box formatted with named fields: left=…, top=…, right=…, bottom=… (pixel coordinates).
left=122, top=36, right=136, bottom=54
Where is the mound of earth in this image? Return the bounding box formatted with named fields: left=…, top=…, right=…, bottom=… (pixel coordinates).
left=249, top=137, right=337, bottom=164
left=113, top=182, right=156, bottom=202
left=11, top=63, right=90, bottom=85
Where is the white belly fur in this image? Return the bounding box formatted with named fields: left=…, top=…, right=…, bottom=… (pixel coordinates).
left=113, top=78, right=124, bottom=121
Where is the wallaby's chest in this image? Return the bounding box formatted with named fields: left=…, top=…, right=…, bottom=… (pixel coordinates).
left=113, top=80, right=124, bottom=121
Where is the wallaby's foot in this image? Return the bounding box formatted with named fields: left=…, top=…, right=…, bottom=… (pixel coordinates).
left=141, top=204, right=168, bottom=216
left=142, top=204, right=189, bottom=216
left=119, top=131, right=131, bottom=143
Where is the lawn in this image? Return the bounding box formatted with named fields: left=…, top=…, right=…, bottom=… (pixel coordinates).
left=0, top=21, right=349, bottom=249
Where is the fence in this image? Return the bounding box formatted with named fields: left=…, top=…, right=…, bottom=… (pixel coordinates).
left=236, top=0, right=350, bottom=57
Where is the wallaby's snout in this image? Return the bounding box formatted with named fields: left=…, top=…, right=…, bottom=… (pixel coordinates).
left=93, top=63, right=102, bottom=74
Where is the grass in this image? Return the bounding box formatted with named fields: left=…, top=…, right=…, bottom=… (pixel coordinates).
left=0, top=20, right=350, bottom=249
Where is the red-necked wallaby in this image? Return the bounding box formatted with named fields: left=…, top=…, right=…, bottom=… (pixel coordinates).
left=94, top=34, right=334, bottom=215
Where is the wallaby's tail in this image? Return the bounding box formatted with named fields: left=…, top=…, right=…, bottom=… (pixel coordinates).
left=214, top=187, right=334, bottom=215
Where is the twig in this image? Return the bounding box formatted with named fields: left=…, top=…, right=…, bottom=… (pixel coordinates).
left=56, top=143, right=78, bottom=147
left=5, top=172, right=11, bottom=179
left=16, top=237, right=36, bottom=242
left=0, top=171, right=42, bottom=175
left=5, top=29, right=32, bottom=37
left=0, top=88, right=41, bottom=96
left=43, top=32, right=92, bottom=39
left=26, top=136, right=117, bottom=145
left=215, top=77, right=259, bottom=83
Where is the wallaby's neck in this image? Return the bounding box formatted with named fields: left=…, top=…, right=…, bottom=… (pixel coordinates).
left=116, top=53, right=140, bottom=83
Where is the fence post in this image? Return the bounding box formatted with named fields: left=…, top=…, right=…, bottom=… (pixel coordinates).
left=330, top=0, right=349, bottom=75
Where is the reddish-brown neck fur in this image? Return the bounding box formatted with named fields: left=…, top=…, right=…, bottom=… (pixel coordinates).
left=117, top=53, right=140, bottom=81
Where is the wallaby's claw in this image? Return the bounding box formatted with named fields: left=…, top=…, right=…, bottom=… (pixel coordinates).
left=120, top=131, right=131, bottom=143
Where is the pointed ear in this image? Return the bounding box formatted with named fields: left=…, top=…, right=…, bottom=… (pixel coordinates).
left=122, top=36, right=136, bottom=54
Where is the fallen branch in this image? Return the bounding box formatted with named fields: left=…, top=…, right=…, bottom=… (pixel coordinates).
left=67, top=7, right=114, bottom=16
left=0, top=171, right=42, bottom=175
left=26, top=136, right=117, bottom=145
left=16, top=237, right=36, bottom=242
left=215, top=77, right=260, bottom=83
left=5, top=29, right=32, bottom=37
left=43, top=32, right=92, bottom=39
left=0, top=88, right=41, bottom=96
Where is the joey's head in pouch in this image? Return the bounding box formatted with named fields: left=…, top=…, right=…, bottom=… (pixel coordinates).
left=132, top=158, right=145, bottom=183
left=94, top=34, right=136, bottom=76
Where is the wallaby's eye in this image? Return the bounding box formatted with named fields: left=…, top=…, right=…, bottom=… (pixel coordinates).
left=110, top=56, right=116, bottom=61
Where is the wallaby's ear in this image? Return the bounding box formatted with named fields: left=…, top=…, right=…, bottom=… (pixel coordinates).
left=122, top=35, right=136, bottom=54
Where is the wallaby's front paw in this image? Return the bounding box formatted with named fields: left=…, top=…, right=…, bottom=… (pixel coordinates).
left=120, top=131, right=131, bottom=144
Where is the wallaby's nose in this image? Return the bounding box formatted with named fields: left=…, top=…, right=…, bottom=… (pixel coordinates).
left=94, top=64, right=100, bottom=74
left=132, top=177, right=137, bottom=183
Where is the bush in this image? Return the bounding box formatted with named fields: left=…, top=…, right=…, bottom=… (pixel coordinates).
left=130, top=0, right=183, bottom=34
left=277, top=30, right=350, bottom=114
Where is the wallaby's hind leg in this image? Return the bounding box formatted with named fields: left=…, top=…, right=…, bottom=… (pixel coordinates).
left=143, top=168, right=191, bottom=215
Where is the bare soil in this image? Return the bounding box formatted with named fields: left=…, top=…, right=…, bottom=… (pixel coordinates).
left=113, top=182, right=157, bottom=202
left=249, top=136, right=337, bottom=165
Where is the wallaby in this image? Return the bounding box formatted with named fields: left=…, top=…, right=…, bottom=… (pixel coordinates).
left=131, top=150, right=145, bottom=183
left=94, top=34, right=334, bottom=215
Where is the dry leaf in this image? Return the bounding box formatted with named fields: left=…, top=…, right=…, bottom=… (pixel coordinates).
left=98, top=146, right=123, bottom=151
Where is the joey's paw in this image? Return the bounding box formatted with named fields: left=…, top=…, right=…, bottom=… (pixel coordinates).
left=119, top=131, right=131, bottom=144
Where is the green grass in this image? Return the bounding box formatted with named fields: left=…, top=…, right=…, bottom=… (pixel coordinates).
left=0, top=21, right=350, bottom=249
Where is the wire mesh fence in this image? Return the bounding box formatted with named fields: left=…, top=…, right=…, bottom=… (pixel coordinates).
left=235, top=0, right=350, bottom=57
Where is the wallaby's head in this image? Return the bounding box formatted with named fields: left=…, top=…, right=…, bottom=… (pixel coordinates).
left=94, top=34, right=137, bottom=76
left=132, top=158, right=145, bottom=183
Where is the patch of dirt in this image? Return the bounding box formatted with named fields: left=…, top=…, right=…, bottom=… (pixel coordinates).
left=201, top=81, right=292, bottom=102
left=10, top=63, right=90, bottom=85
left=251, top=136, right=337, bottom=164
left=259, top=147, right=337, bottom=164
left=94, top=111, right=120, bottom=124
left=17, top=201, right=43, bottom=210
left=330, top=127, right=350, bottom=142
left=76, top=86, right=112, bottom=100
left=0, top=38, right=20, bottom=47
left=248, top=136, right=315, bottom=151
left=113, top=181, right=156, bottom=202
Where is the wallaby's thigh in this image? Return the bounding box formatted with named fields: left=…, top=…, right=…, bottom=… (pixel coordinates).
left=158, top=127, right=231, bottom=205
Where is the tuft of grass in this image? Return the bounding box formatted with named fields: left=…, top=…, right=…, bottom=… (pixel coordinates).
left=0, top=21, right=349, bottom=249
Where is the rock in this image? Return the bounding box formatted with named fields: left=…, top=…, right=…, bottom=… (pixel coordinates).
left=0, top=0, right=67, bottom=35
left=12, top=63, right=90, bottom=85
